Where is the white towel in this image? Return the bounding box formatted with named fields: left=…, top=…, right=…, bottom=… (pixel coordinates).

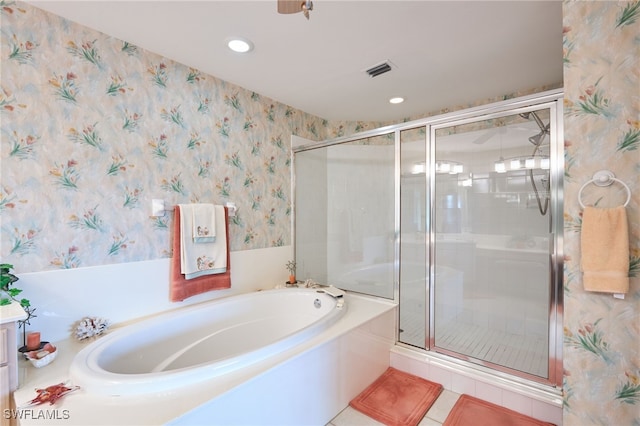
left=179, top=204, right=227, bottom=279
left=191, top=203, right=216, bottom=243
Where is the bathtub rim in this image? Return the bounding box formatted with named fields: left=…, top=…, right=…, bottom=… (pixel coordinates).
left=13, top=290, right=397, bottom=426
left=69, top=287, right=346, bottom=396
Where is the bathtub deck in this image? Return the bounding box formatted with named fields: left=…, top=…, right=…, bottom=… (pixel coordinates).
left=13, top=291, right=396, bottom=426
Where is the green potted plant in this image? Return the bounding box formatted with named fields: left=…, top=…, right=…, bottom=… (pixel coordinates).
left=1, top=263, right=37, bottom=350
left=286, top=260, right=296, bottom=284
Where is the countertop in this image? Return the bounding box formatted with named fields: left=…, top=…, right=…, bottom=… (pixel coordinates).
left=0, top=301, right=27, bottom=324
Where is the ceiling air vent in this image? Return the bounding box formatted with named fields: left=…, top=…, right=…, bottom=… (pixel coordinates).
left=366, top=61, right=392, bottom=78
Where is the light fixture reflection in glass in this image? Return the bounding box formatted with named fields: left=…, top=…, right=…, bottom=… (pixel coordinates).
left=436, top=161, right=463, bottom=174
left=525, top=157, right=536, bottom=169
left=540, top=157, right=550, bottom=169
left=412, top=163, right=426, bottom=174
left=510, top=159, right=522, bottom=170
left=494, top=159, right=506, bottom=173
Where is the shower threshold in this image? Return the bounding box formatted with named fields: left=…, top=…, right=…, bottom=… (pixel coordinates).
left=389, top=344, right=563, bottom=424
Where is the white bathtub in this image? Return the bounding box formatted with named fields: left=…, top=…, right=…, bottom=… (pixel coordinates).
left=15, top=288, right=396, bottom=425
left=70, top=288, right=345, bottom=396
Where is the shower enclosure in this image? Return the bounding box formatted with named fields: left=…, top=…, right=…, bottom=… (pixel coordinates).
left=295, top=133, right=395, bottom=299
left=294, top=90, right=563, bottom=387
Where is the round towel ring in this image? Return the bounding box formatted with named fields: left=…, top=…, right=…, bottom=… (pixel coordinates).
left=578, top=170, right=631, bottom=209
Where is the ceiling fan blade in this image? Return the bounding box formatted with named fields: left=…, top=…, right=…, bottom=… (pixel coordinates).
left=278, top=0, right=302, bottom=14
left=472, top=129, right=495, bottom=145
left=471, top=126, right=506, bottom=144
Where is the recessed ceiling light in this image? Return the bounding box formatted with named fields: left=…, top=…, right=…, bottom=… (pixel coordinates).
left=389, top=97, right=404, bottom=104
left=227, top=37, right=253, bottom=53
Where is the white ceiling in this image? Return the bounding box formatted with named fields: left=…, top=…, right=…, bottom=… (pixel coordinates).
left=27, top=0, right=564, bottom=123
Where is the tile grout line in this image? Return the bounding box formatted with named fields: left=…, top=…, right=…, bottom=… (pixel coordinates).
left=328, top=388, right=460, bottom=425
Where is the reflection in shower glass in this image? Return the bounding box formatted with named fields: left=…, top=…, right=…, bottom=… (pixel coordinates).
left=295, top=134, right=395, bottom=299
left=432, top=109, right=552, bottom=378
left=400, top=127, right=428, bottom=348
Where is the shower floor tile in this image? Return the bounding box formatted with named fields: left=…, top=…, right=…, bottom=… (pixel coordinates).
left=436, top=320, right=548, bottom=378
left=399, top=305, right=548, bottom=378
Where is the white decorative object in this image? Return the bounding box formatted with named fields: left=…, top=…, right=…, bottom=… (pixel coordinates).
left=25, top=342, right=58, bottom=368
left=73, top=316, right=110, bottom=341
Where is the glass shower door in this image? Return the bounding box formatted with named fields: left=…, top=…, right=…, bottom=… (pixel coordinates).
left=399, top=127, right=428, bottom=348
left=431, top=107, right=556, bottom=380
left=295, top=134, right=396, bottom=299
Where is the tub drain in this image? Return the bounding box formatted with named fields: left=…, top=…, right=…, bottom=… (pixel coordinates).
left=314, top=298, right=321, bottom=308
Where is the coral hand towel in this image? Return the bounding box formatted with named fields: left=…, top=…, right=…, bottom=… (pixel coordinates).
left=580, top=206, right=629, bottom=294
left=170, top=206, right=231, bottom=302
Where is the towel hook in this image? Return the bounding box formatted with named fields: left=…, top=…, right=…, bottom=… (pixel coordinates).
left=578, top=170, right=631, bottom=209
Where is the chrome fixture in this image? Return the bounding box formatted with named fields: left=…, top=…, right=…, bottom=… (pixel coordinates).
left=521, top=111, right=551, bottom=215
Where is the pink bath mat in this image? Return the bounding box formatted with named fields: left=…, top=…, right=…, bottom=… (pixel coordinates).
left=349, top=367, right=443, bottom=426
left=443, top=394, right=555, bottom=426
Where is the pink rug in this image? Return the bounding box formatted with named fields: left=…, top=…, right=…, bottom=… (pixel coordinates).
left=444, top=394, right=555, bottom=426
left=349, top=368, right=443, bottom=426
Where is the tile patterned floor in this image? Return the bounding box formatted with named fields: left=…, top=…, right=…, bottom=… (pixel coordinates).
left=400, top=306, right=548, bottom=378
left=436, top=320, right=548, bottom=378
left=328, top=389, right=461, bottom=426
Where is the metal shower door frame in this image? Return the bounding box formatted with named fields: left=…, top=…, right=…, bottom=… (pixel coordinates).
left=426, top=93, right=563, bottom=387
left=293, top=89, right=563, bottom=389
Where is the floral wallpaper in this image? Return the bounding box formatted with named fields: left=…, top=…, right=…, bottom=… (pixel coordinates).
left=562, top=1, right=639, bottom=425
left=3, top=0, right=639, bottom=423
left=0, top=2, right=381, bottom=273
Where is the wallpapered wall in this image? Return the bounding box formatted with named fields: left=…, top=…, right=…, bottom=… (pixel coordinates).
left=562, top=1, right=639, bottom=425
left=2, top=1, right=639, bottom=424
left=0, top=2, right=381, bottom=273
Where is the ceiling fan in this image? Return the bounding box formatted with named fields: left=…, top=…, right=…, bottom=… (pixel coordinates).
left=278, top=0, right=313, bottom=19
left=472, top=127, right=506, bottom=145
